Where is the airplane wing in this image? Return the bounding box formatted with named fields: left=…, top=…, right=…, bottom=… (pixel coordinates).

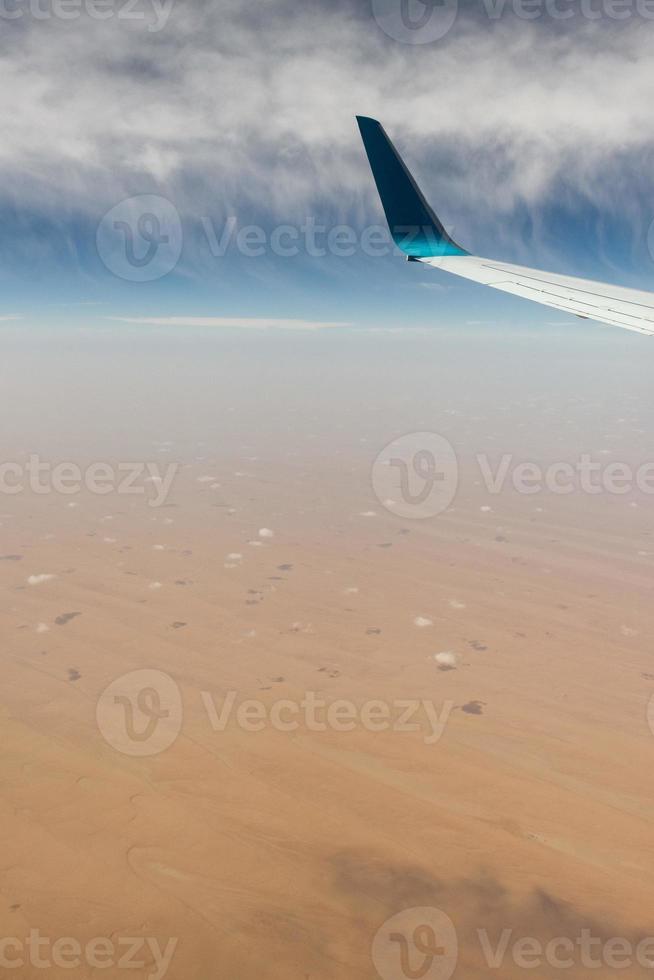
left=356, top=116, right=654, bottom=337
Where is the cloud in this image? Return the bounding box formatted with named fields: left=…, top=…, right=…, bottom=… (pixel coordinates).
left=3, top=1, right=654, bottom=273
left=106, top=316, right=351, bottom=330
left=434, top=651, right=458, bottom=670
left=5, top=6, right=654, bottom=199
left=27, top=574, right=57, bottom=585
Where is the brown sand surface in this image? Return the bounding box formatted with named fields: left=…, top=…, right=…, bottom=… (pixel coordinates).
left=1, top=328, right=654, bottom=978
left=2, top=460, right=654, bottom=979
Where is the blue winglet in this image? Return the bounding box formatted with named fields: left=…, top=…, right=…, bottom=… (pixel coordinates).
left=356, top=116, right=468, bottom=259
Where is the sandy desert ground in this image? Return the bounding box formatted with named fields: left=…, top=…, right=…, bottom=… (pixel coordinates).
left=1, top=325, right=653, bottom=979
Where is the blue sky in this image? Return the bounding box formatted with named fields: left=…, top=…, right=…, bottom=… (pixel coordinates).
left=3, top=0, right=654, bottom=332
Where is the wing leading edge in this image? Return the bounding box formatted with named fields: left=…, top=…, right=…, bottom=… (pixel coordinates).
left=356, top=116, right=654, bottom=337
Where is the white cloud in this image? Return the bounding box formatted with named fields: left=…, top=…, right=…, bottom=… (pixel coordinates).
left=106, top=316, right=351, bottom=330
left=3, top=2, right=654, bottom=248
left=27, top=574, right=56, bottom=585
left=434, top=651, right=458, bottom=669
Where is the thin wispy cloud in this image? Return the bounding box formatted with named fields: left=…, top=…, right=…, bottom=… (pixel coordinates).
left=107, top=316, right=352, bottom=330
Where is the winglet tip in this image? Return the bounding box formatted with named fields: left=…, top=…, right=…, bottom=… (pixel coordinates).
left=356, top=115, right=380, bottom=129
left=356, top=115, right=467, bottom=259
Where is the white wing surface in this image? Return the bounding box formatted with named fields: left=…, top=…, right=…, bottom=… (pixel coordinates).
left=357, top=115, right=654, bottom=337
left=426, top=255, right=654, bottom=336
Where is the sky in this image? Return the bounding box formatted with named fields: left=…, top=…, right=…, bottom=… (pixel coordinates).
left=3, top=0, right=654, bottom=332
